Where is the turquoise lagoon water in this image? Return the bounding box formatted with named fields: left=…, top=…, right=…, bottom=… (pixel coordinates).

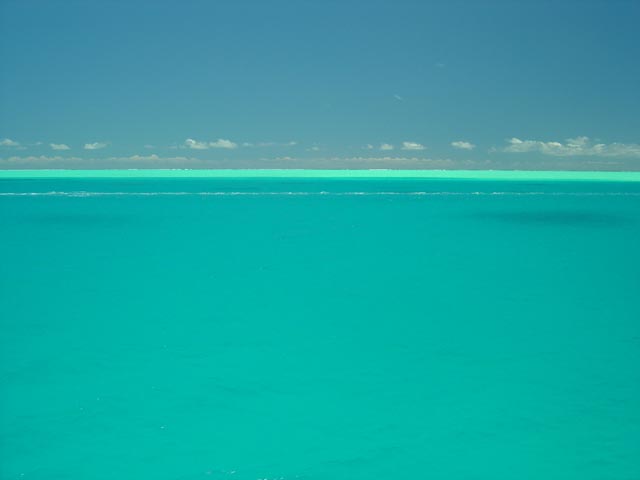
left=1, top=172, right=639, bottom=479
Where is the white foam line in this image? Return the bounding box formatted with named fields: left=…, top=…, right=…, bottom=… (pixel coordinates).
left=1, top=191, right=639, bottom=197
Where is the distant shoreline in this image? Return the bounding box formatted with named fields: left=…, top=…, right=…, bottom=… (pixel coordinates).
left=1, top=169, right=640, bottom=181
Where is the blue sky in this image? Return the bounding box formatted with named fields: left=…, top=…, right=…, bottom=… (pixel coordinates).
left=1, top=0, right=639, bottom=169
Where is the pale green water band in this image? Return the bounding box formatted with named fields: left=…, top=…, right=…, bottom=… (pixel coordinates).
left=1, top=169, right=640, bottom=181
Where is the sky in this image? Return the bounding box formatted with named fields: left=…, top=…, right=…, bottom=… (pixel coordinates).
left=1, top=0, right=639, bottom=170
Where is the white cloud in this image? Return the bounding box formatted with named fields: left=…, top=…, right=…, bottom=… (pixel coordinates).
left=126, top=154, right=160, bottom=161
left=211, top=139, right=238, bottom=149
left=0, top=138, right=20, bottom=147
left=499, top=136, right=640, bottom=157
left=244, top=141, right=297, bottom=147
left=380, top=143, right=394, bottom=151
left=184, top=138, right=238, bottom=149
left=393, top=94, right=404, bottom=101
left=50, top=143, right=71, bottom=150
left=84, top=142, right=107, bottom=150
left=184, top=138, right=209, bottom=149
left=451, top=140, right=475, bottom=150
left=401, top=141, right=426, bottom=151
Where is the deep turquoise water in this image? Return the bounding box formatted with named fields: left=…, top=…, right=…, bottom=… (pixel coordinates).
left=1, top=177, right=640, bottom=479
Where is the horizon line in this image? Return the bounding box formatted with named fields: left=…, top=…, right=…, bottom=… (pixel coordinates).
left=1, top=169, right=640, bottom=181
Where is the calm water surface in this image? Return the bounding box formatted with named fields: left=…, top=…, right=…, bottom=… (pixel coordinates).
left=1, top=178, right=639, bottom=479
